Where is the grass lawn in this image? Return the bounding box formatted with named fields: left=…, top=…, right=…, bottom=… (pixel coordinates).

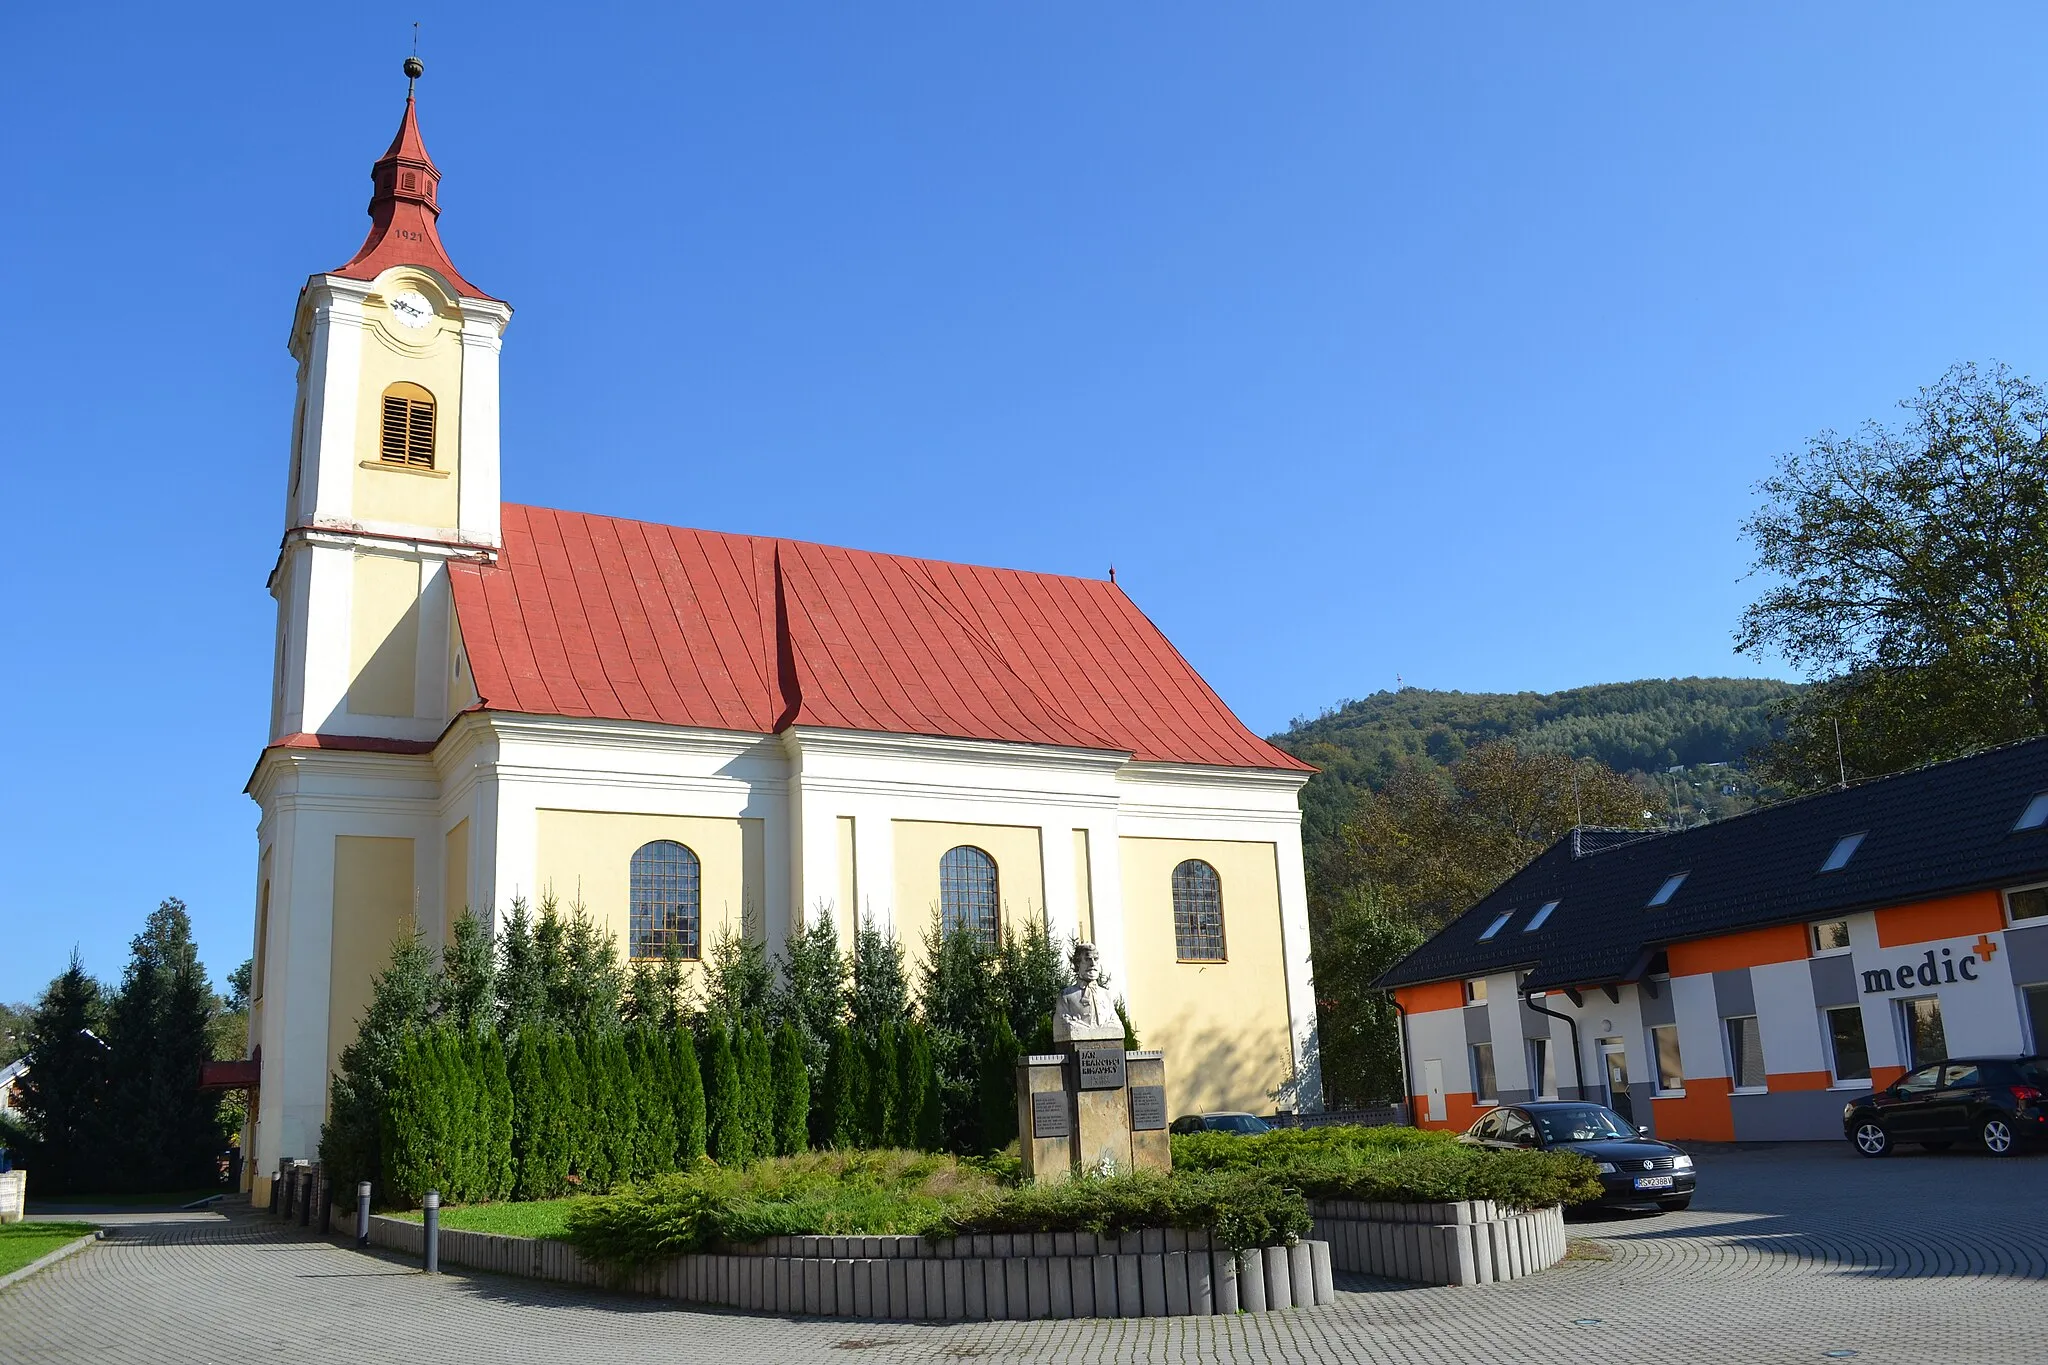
left=393, top=1199, right=580, bottom=1240
left=0, top=1223, right=98, bottom=1278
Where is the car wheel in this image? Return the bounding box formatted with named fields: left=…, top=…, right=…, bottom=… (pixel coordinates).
left=1920, top=1141, right=1953, bottom=1152
left=1980, top=1115, right=2017, bottom=1156
left=1852, top=1119, right=1891, bottom=1157
left=1657, top=1196, right=1692, bottom=1212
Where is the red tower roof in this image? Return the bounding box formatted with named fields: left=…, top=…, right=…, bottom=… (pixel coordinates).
left=332, top=70, right=494, bottom=299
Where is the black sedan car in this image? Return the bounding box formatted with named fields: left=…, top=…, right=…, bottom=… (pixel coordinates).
left=1460, top=1101, right=1696, bottom=1211
left=1843, top=1055, right=2048, bottom=1157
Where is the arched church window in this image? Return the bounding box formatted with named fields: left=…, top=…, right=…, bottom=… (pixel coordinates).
left=630, top=840, right=702, bottom=961
left=379, top=381, right=436, bottom=469
left=939, top=845, right=1000, bottom=948
left=1171, top=859, right=1226, bottom=961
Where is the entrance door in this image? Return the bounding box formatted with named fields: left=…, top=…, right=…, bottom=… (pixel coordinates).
left=1600, top=1040, right=1633, bottom=1125
left=1423, top=1059, right=1446, bottom=1123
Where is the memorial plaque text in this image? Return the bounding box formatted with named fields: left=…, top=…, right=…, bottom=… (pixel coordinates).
left=1076, top=1047, right=1127, bottom=1091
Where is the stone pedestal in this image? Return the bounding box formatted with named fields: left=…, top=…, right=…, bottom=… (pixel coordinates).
left=1016, top=1047, right=1171, bottom=1182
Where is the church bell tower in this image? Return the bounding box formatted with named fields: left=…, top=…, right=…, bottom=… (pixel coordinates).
left=270, top=56, right=511, bottom=747
left=245, top=62, right=513, bottom=1190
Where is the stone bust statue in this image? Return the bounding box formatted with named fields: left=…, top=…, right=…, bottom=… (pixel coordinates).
left=1053, top=941, right=1124, bottom=1043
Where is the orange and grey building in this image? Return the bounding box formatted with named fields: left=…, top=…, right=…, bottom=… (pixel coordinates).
left=1378, top=739, right=2048, bottom=1142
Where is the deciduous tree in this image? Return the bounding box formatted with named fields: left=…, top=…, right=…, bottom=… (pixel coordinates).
left=1740, top=361, right=2048, bottom=785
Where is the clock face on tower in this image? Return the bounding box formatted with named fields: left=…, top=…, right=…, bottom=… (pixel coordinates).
left=387, top=290, right=432, bottom=329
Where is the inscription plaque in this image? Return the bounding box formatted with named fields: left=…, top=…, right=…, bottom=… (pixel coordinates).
left=1076, top=1047, right=1127, bottom=1091
left=1031, top=1090, right=1071, bottom=1138
left=1129, top=1085, right=1166, bottom=1132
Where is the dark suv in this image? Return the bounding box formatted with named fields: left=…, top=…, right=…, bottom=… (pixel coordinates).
left=1844, top=1055, right=2048, bottom=1157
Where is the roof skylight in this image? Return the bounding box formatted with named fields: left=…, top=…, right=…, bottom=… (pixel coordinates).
left=2017, top=793, right=2048, bottom=831
left=1819, top=832, right=1866, bottom=873
left=1647, top=873, right=1688, bottom=907
left=1478, top=911, right=1514, bottom=941
left=1523, top=900, right=1560, bottom=932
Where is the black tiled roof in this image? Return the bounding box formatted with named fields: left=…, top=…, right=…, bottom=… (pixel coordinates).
left=1376, top=736, right=2048, bottom=992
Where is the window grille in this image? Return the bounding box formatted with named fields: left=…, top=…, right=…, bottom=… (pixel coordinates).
left=939, top=845, right=1000, bottom=948
left=630, top=840, right=701, bottom=960
left=1171, top=859, right=1226, bottom=961
left=379, top=385, right=436, bottom=468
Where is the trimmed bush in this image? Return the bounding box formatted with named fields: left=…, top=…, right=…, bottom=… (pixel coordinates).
left=742, top=1024, right=776, bottom=1164
left=671, top=1025, right=707, bottom=1163
left=630, top=1026, right=680, bottom=1177
left=976, top=1013, right=1019, bottom=1154
left=1172, top=1124, right=1602, bottom=1211
left=866, top=1022, right=901, bottom=1148
left=701, top=1021, right=745, bottom=1166
left=561, top=1151, right=1311, bottom=1270
left=935, top=1169, right=1310, bottom=1252
left=511, top=1031, right=569, bottom=1200
left=771, top=1023, right=810, bottom=1157
left=823, top=1024, right=866, bottom=1150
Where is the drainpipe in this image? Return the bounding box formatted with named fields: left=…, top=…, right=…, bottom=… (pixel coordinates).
left=1390, top=994, right=1416, bottom=1127
left=1524, top=989, right=1586, bottom=1101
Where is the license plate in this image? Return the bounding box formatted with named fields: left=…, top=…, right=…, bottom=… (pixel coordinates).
left=1633, top=1175, right=1674, bottom=1190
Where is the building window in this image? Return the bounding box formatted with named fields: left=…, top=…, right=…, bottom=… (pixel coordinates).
left=1527, top=1037, right=1557, bottom=1099
left=1470, top=1042, right=1498, bottom=1103
left=1478, top=910, right=1513, bottom=940
left=1899, top=996, right=1947, bottom=1069
left=1819, top=832, right=1866, bottom=872
left=1824, top=1005, right=1870, bottom=1083
left=379, top=382, right=436, bottom=468
left=2014, top=792, right=2048, bottom=831
left=629, top=840, right=702, bottom=961
left=2006, top=884, right=2048, bottom=925
left=1650, top=1024, right=1684, bottom=1093
left=2022, top=983, right=2048, bottom=1054
left=1647, top=872, right=1688, bottom=907
left=1523, top=899, right=1560, bottom=932
left=939, top=845, right=1000, bottom=948
left=1725, top=1015, right=1765, bottom=1091
left=1810, top=919, right=1851, bottom=954
left=1464, top=977, right=1488, bottom=1006
left=1170, top=859, right=1226, bottom=961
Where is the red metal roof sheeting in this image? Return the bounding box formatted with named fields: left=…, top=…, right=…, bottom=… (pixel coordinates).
left=445, top=505, right=1311, bottom=771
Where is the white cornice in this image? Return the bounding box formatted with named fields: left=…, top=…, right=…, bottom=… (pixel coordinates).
left=782, top=725, right=1131, bottom=775
left=1116, top=761, right=1313, bottom=794
left=481, top=713, right=781, bottom=761
left=246, top=744, right=439, bottom=806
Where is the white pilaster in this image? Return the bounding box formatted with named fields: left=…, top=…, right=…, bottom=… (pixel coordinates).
left=454, top=298, right=509, bottom=547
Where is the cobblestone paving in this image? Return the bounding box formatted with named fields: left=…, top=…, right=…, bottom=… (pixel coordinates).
left=2, top=1144, right=2042, bottom=1364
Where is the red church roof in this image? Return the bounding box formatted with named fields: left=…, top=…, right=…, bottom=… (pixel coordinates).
left=445, top=504, right=1310, bottom=771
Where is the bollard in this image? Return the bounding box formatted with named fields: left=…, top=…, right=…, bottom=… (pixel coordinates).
left=423, top=1190, right=440, bottom=1274
left=356, top=1182, right=372, bottom=1248
left=298, top=1171, right=311, bottom=1227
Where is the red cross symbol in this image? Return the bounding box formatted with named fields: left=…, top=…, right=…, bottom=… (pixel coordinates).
left=1973, top=933, right=2000, bottom=962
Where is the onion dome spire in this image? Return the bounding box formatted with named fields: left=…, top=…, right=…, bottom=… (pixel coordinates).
left=332, top=56, right=493, bottom=299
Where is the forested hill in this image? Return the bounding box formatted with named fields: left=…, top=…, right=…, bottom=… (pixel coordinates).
left=1270, top=677, right=1799, bottom=852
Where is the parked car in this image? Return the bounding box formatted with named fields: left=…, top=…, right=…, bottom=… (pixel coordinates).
left=1843, top=1055, right=2048, bottom=1157
left=1169, top=1111, right=1273, bottom=1136
left=1460, top=1101, right=1696, bottom=1211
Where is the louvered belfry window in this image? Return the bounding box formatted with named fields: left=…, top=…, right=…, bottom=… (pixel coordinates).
left=379, top=383, right=436, bottom=468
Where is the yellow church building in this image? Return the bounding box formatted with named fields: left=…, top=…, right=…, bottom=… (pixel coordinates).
left=242, top=68, right=1321, bottom=1199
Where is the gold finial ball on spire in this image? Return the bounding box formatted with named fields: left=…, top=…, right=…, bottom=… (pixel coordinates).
left=404, top=55, right=425, bottom=81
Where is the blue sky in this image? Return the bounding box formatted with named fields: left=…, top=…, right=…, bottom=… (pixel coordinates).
left=5, top=4, right=2047, bottom=1001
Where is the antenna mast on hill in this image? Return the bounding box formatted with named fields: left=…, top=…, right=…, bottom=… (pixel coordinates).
left=1833, top=718, right=1848, bottom=790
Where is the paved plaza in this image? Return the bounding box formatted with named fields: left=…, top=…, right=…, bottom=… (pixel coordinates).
left=1, top=1143, right=2042, bottom=1365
